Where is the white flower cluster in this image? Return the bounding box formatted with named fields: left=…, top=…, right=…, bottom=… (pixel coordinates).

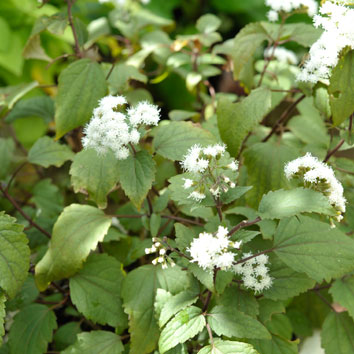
left=145, top=237, right=175, bottom=269
left=188, top=226, right=242, bottom=271
left=285, top=153, right=346, bottom=220
left=82, top=95, right=160, bottom=160
left=264, top=46, right=299, bottom=65
left=265, top=0, right=318, bottom=22
left=181, top=144, right=239, bottom=202
left=297, top=1, right=354, bottom=83
left=234, top=253, right=273, bottom=293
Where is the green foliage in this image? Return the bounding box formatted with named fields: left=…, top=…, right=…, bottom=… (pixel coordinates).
left=8, top=304, right=57, bottom=354
left=198, top=340, right=260, bottom=354
left=55, top=59, right=107, bottom=139
left=35, top=204, right=111, bottom=291
left=0, top=138, right=15, bottom=179
left=329, top=276, right=354, bottom=320
left=0, top=294, right=5, bottom=346
left=0, top=212, right=30, bottom=299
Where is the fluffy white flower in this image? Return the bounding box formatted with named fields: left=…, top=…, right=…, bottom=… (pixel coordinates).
left=128, top=101, right=161, bottom=127
left=181, top=145, right=209, bottom=174
left=264, top=46, right=299, bottom=65
left=285, top=152, right=347, bottom=215
left=265, top=0, right=318, bottom=19
left=183, top=178, right=194, bottom=189
left=298, top=2, right=354, bottom=83
left=267, top=10, right=279, bottom=21
left=188, top=191, right=206, bottom=202
left=227, top=160, right=239, bottom=172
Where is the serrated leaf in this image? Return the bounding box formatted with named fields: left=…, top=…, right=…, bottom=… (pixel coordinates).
left=159, top=306, right=206, bottom=353
left=208, top=305, right=270, bottom=340
left=0, top=212, right=30, bottom=299
left=329, top=275, right=354, bottom=321
left=62, top=331, right=124, bottom=354
left=5, top=96, right=54, bottom=123
left=198, top=339, right=259, bottom=354
left=159, top=290, right=199, bottom=327
left=175, top=223, right=198, bottom=252
left=35, top=204, right=112, bottom=291
left=329, top=50, right=354, bottom=126
left=55, top=59, right=107, bottom=138
left=321, top=312, right=354, bottom=354
left=117, top=150, right=156, bottom=209
left=217, top=88, right=272, bottom=157
left=188, top=263, right=214, bottom=291
left=69, top=254, right=127, bottom=328
left=28, top=136, right=74, bottom=168
left=8, top=304, right=57, bottom=354
left=243, top=142, right=298, bottom=208
left=249, top=334, right=298, bottom=354
left=274, top=215, right=354, bottom=282
left=70, top=149, right=120, bottom=209
left=153, top=122, right=215, bottom=161
left=263, top=257, right=315, bottom=301
left=122, top=265, right=190, bottom=354
left=258, top=188, right=334, bottom=220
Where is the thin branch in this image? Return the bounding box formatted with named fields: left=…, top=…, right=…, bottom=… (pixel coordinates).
left=323, top=139, right=345, bottom=163
left=106, top=62, right=116, bottom=80
left=161, top=237, right=192, bottom=260
left=234, top=248, right=274, bottom=265
left=6, top=162, right=27, bottom=192
left=262, top=94, right=306, bottom=143
left=228, top=216, right=262, bottom=236
left=334, top=166, right=354, bottom=176
left=66, top=0, right=82, bottom=57
left=205, top=322, right=214, bottom=346
left=146, top=195, right=153, bottom=216
left=161, top=214, right=204, bottom=226
left=202, top=291, right=212, bottom=312
left=115, top=214, right=145, bottom=219
left=314, top=290, right=336, bottom=312
left=0, top=184, right=51, bottom=239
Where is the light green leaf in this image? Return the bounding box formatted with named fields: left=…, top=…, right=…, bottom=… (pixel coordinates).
left=243, top=142, right=298, bottom=208
left=153, top=121, right=215, bottom=161
left=69, top=254, right=127, bottom=328
left=217, top=88, right=272, bottom=157
left=188, top=263, right=214, bottom=291
left=0, top=138, right=15, bottom=179
left=0, top=82, right=39, bottom=109
left=263, top=257, right=315, bottom=301
left=282, top=23, right=322, bottom=47
left=117, top=150, right=156, bottom=209
left=249, top=334, right=298, bottom=354
left=5, top=96, right=54, bottom=123
left=159, top=290, right=199, bottom=327
left=55, top=59, right=107, bottom=138
left=198, top=339, right=259, bottom=354
left=0, top=212, right=30, bottom=299
left=329, top=50, right=354, bottom=126
left=329, top=275, right=354, bottom=320
left=274, top=216, right=354, bottom=282
left=159, top=306, right=206, bottom=354
left=35, top=204, right=112, bottom=291
left=169, top=110, right=198, bottom=121
left=28, top=136, right=74, bottom=168
left=150, top=213, right=161, bottom=237
left=31, top=13, right=67, bottom=36
left=23, top=34, right=51, bottom=61
left=174, top=223, right=198, bottom=252
left=0, top=293, right=5, bottom=346
left=122, top=265, right=190, bottom=354
left=62, top=331, right=124, bottom=354
left=321, top=312, right=354, bottom=354
left=70, top=149, right=120, bottom=209
left=8, top=304, right=57, bottom=354
left=196, top=14, right=221, bottom=34
left=258, top=188, right=334, bottom=220
left=208, top=305, right=270, bottom=339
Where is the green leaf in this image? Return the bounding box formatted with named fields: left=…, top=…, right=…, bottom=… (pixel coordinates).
left=169, top=110, right=198, bottom=121
left=150, top=213, right=161, bottom=237
left=208, top=305, right=271, bottom=340
left=69, top=254, right=127, bottom=328
left=159, top=306, right=206, bottom=354
left=0, top=212, right=30, bottom=299
left=329, top=50, right=354, bottom=126
left=117, top=150, right=156, bottom=209
left=274, top=216, right=354, bottom=282
left=243, top=142, right=298, bottom=208
left=8, top=304, right=57, bottom=354
left=174, top=223, right=198, bottom=252
left=198, top=339, right=260, bottom=354
left=53, top=322, right=81, bottom=351
left=249, top=334, right=298, bottom=354
left=35, top=204, right=112, bottom=291
left=0, top=293, right=5, bottom=346
left=62, top=331, right=124, bottom=354
left=55, top=59, right=107, bottom=138
left=122, top=265, right=190, bottom=354
left=159, top=290, right=199, bottom=327
left=5, top=96, right=54, bottom=123
left=217, top=88, right=272, bottom=157
left=153, top=122, right=215, bottom=161
left=258, top=188, right=334, bottom=220
left=196, top=14, right=221, bottom=34
left=0, top=82, right=39, bottom=109
left=23, top=34, right=51, bottom=62
left=329, top=275, right=354, bottom=320
left=28, top=136, right=74, bottom=168
left=31, top=13, right=68, bottom=36
left=281, top=23, right=322, bottom=47
left=263, top=257, right=315, bottom=301
left=70, top=149, right=120, bottom=209
left=220, top=186, right=253, bottom=204
left=188, top=263, right=214, bottom=291
left=321, top=312, right=354, bottom=354
left=0, top=138, right=15, bottom=179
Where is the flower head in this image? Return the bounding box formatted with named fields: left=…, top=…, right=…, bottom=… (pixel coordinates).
left=127, top=101, right=161, bottom=127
